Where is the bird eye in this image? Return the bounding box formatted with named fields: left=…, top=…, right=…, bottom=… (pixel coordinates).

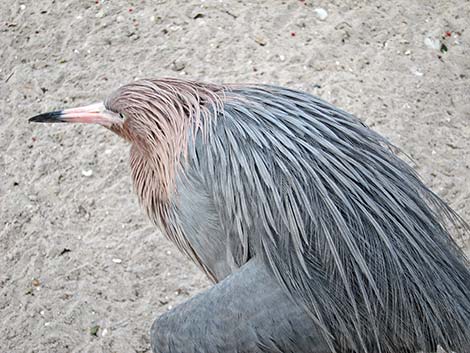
left=119, top=113, right=124, bottom=119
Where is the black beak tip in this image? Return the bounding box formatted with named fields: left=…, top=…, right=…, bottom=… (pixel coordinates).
left=29, top=110, right=63, bottom=123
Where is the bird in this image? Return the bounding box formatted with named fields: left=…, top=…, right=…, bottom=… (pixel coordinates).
left=30, top=78, right=470, bottom=353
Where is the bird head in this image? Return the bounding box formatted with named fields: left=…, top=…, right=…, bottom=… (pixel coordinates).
left=29, top=93, right=131, bottom=142
left=29, top=79, right=222, bottom=152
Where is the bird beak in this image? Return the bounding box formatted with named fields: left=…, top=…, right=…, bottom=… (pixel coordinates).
left=29, top=102, right=121, bottom=128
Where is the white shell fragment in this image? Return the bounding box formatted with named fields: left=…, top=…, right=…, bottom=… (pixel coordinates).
left=313, top=8, right=328, bottom=21
left=424, top=37, right=440, bottom=50
left=81, top=169, right=93, bottom=177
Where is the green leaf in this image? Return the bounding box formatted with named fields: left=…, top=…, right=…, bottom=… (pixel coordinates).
left=90, top=325, right=100, bottom=336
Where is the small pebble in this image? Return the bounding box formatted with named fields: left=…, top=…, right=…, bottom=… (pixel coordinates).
left=112, top=258, right=122, bottom=264
left=254, top=37, right=267, bottom=46
left=192, top=12, right=204, bottom=19
left=411, top=68, right=424, bottom=76
left=171, top=61, right=185, bottom=72
left=20, top=4, right=26, bottom=10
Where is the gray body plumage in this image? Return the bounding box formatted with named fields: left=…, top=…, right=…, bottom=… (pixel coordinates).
left=150, top=84, right=470, bottom=353
left=152, top=258, right=331, bottom=353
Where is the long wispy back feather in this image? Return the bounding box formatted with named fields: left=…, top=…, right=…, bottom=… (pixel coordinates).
left=201, top=84, right=470, bottom=352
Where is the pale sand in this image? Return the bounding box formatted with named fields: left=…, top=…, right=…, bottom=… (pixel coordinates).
left=1, top=0, right=469, bottom=352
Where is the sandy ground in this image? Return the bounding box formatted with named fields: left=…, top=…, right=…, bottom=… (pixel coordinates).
left=1, top=0, right=469, bottom=352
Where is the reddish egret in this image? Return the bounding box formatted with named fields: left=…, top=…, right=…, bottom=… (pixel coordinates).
left=30, top=78, right=470, bottom=353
